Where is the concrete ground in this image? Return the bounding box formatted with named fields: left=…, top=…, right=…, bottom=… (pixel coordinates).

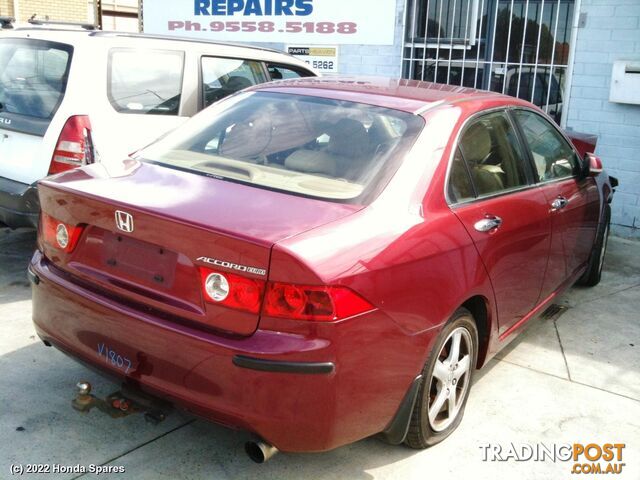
left=1, top=227, right=639, bottom=479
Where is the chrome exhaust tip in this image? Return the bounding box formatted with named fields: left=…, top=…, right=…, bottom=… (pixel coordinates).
left=245, top=440, right=279, bottom=463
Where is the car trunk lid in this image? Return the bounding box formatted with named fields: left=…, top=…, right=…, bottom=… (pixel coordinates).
left=37, top=160, right=360, bottom=335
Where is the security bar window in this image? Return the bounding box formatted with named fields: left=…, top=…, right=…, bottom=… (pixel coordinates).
left=403, top=0, right=575, bottom=125
left=411, top=0, right=479, bottom=47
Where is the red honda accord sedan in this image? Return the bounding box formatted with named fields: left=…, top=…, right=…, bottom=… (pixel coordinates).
left=30, top=78, right=615, bottom=460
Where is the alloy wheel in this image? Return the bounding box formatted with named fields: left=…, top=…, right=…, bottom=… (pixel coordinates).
left=427, top=327, right=474, bottom=432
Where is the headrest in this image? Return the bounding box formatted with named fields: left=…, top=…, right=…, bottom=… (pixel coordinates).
left=224, top=76, right=253, bottom=93
left=219, top=117, right=271, bottom=158
left=460, top=121, right=491, bottom=164
left=327, top=118, right=369, bottom=159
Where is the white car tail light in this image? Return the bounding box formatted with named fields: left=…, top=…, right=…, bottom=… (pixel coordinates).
left=49, top=116, right=95, bottom=175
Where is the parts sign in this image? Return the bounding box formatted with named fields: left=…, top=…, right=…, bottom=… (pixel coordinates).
left=287, top=45, right=339, bottom=74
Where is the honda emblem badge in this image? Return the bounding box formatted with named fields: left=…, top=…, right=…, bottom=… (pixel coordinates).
left=115, top=210, right=134, bottom=233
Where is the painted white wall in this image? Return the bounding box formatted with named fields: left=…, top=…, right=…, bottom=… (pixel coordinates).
left=565, top=0, right=640, bottom=238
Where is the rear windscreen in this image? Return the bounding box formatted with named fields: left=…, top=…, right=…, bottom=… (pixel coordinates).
left=0, top=39, right=72, bottom=119
left=138, top=91, right=424, bottom=203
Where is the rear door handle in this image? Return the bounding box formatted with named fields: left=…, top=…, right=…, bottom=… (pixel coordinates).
left=551, top=196, right=569, bottom=211
left=474, top=215, right=502, bottom=232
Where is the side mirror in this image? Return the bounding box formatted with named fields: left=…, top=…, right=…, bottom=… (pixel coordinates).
left=583, top=152, right=603, bottom=177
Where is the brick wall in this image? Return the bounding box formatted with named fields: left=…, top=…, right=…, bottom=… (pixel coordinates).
left=13, top=0, right=88, bottom=23
left=0, top=0, right=14, bottom=17
left=565, top=0, right=640, bottom=238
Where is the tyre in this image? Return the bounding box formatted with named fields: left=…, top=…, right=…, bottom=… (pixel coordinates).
left=405, top=308, right=478, bottom=449
left=578, top=205, right=611, bottom=287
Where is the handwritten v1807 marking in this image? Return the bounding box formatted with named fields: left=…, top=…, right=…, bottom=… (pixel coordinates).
left=97, top=343, right=132, bottom=373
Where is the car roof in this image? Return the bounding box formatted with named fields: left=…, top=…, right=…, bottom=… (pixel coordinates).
left=248, top=76, right=524, bottom=115
left=2, top=28, right=312, bottom=69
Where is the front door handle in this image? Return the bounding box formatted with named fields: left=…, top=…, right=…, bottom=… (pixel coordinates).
left=551, top=196, right=569, bottom=211
left=474, top=215, right=502, bottom=232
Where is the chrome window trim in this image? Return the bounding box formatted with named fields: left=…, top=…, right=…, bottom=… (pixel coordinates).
left=443, top=106, right=537, bottom=207
left=415, top=99, right=447, bottom=116
left=449, top=183, right=537, bottom=208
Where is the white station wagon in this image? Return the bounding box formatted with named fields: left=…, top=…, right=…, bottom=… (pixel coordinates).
left=0, top=27, right=315, bottom=228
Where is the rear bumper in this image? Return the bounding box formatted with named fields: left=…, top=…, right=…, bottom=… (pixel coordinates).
left=0, top=176, right=39, bottom=228
left=30, top=251, right=430, bottom=452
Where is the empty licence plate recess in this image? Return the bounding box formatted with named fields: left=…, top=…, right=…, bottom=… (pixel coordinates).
left=101, top=232, right=177, bottom=289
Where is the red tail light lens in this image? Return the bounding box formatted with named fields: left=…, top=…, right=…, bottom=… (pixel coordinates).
left=198, top=267, right=374, bottom=321
left=199, top=267, right=265, bottom=314
left=49, top=115, right=95, bottom=175
left=41, top=213, right=84, bottom=253
left=263, top=283, right=374, bottom=321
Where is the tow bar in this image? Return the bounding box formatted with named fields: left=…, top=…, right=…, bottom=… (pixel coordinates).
left=72, top=381, right=170, bottom=425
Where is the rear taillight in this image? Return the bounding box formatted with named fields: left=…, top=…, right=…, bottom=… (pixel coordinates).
left=263, top=283, right=374, bottom=321
left=41, top=213, right=84, bottom=253
left=199, top=267, right=266, bottom=314
left=198, top=268, right=375, bottom=321
left=49, top=116, right=95, bottom=175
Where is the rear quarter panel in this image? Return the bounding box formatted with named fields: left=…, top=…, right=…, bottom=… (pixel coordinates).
left=273, top=105, right=498, bottom=367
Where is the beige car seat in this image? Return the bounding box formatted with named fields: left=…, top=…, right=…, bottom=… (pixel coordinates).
left=285, top=118, right=370, bottom=179
left=461, top=122, right=505, bottom=195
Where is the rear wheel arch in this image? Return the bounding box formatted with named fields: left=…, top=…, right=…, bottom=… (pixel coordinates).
left=382, top=295, right=492, bottom=446
left=404, top=307, right=479, bottom=448
left=461, top=296, right=491, bottom=368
